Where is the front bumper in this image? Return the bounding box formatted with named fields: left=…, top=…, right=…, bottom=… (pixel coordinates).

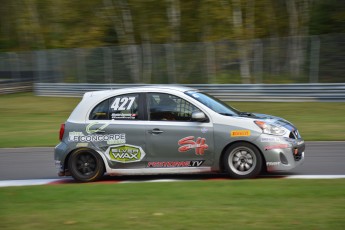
left=257, top=136, right=305, bottom=172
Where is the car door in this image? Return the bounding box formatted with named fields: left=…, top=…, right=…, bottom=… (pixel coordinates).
left=145, top=92, right=214, bottom=169
left=88, top=93, right=147, bottom=169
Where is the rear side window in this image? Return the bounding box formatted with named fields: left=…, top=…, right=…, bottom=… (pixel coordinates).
left=89, top=94, right=140, bottom=120
left=89, top=99, right=109, bottom=120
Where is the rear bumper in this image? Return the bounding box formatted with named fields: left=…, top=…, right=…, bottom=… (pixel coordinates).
left=54, top=142, right=70, bottom=176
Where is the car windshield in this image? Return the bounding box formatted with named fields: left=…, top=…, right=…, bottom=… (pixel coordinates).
left=185, top=91, right=240, bottom=116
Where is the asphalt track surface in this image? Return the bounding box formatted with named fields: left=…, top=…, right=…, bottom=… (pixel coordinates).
left=0, top=141, right=344, bottom=181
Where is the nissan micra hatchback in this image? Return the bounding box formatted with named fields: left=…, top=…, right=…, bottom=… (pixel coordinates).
left=55, top=86, right=305, bottom=182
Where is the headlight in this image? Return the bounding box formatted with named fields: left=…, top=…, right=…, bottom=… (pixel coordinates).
left=254, top=120, right=286, bottom=136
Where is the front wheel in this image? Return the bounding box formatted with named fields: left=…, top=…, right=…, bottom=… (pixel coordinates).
left=68, top=149, right=105, bottom=182
left=223, top=142, right=262, bottom=179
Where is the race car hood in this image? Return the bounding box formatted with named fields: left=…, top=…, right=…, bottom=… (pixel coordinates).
left=250, top=113, right=297, bottom=132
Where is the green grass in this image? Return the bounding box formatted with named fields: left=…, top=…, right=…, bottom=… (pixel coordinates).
left=230, top=101, right=345, bottom=141
left=0, top=93, right=80, bottom=147
left=0, top=179, right=344, bottom=230
left=0, top=93, right=344, bottom=147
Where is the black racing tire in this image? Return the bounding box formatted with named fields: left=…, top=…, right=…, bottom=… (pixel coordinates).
left=223, top=142, right=262, bottom=179
left=68, top=149, right=105, bottom=182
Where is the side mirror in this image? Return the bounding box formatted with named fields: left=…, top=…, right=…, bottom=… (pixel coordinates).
left=191, top=111, right=208, bottom=122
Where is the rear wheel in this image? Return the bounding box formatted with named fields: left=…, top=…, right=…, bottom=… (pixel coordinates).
left=68, top=149, right=104, bottom=182
left=223, top=142, right=262, bottom=179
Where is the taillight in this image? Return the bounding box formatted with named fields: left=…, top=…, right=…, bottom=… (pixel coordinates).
left=59, top=123, right=65, bottom=141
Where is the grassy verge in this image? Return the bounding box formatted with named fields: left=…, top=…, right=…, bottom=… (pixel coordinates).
left=0, top=93, right=344, bottom=147
left=230, top=101, right=345, bottom=141
left=1, top=179, right=344, bottom=230
left=0, top=93, right=80, bottom=147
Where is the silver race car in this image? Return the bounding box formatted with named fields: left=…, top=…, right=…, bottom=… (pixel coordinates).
left=55, top=86, right=305, bottom=182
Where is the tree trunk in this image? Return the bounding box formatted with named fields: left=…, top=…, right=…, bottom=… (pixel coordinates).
left=103, top=0, right=141, bottom=83
left=141, top=31, right=153, bottom=83
left=25, top=0, right=46, bottom=49
left=286, top=0, right=310, bottom=79
left=205, top=42, right=216, bottom=83
left=231, top=0, right=251, bottom=84
left=166, top=0, right=180, bottom=83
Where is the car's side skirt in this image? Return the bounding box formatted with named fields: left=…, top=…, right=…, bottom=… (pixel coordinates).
left=106, top=167, right=212, bottom=176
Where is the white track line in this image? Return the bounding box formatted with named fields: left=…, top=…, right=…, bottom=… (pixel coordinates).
left=285, top=175, right=345, bottom=179
left=1, top=175, right=345, bottom=188
left=0, top=179, right=63, bottom=187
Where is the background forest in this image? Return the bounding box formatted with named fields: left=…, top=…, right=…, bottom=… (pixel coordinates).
left=0, top=0, right=344, bottom=84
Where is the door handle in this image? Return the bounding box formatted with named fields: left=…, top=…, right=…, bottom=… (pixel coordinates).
left=148, top=128, right=163, bottom=134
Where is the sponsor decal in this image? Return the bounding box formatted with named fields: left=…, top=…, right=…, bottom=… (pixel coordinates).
left=76, top=143, right=88, bottom=147
left=147, top=160, right=205, bottom=168
left=95, top=112, right=107, bottom=116
left=111, top=113, right=137, bottom=120
left=266, top=162, right=281, bottom=166
left=178, top=136, right=208, bottom=155
left=264, top=144, right=290, bottom=151
left=111, top=96, right=136, bottom=111
left=68, top=132, right=126, bottom=145
left=260, top=137, right=283, bottom=143
left=86, top=122, right=109, bottom=134
left=297, top=140, right=304, bottom=145
left=69, top=131, right=83, bottom=140
left=284, top=138, right=296, bottom=143
left=55, top=160, right=62, bottom=170
left=231, top=130, right=251, bottom=137
left=283, top=139, right=304, bottom=146
left=201, top=127, right=208, bottom=134
left=106, top=144, right=146, bottom=163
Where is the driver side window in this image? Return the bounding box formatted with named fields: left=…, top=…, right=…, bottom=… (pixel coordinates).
left=148, top=93, right=201, bottom=121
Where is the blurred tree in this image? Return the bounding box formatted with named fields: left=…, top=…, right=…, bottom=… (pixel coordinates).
left=47, top=0, right=106, bottom=48
left=286, top=0, right=311, bottom=79
left=310, top=0, right=345, bottom=35
left=1, top=0, right=345, bottom=51
left=0, top=0, right=344, bottom=83
left=0, top=1, right=19, bottom=51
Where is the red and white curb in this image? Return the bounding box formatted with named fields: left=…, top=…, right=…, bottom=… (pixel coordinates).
left=1, top=175, right=345, bottom=188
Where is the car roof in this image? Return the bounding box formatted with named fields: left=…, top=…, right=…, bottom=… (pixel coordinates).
left=84, top=85, right=197, bottom=99
left=68, top=85, right=199, bottom=122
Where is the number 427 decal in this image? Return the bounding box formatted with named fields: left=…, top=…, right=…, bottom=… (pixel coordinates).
left=111, top=97, right=135, bottom=111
